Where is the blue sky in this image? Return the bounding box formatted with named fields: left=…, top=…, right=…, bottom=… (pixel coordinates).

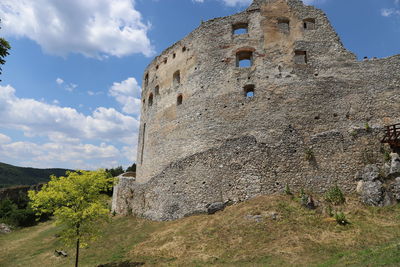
left=0, top=0, right=399, bottom=170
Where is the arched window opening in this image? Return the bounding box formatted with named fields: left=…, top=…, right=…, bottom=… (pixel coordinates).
left=294, top=50, right=308, bottom=64
left=173, top=53, right=176, bottom=59
left=303, top=18, right=316, bottom=30
left=155, top=85, right=160, bottom=96
left=164, top=58, right=168, bottom=64
left=148, top=93, right=153, bottom=107
left=144, top=73, right=149, bottom=88
left=182, top=46, right=187, bottom=52
left=156, top=65, right=159, bottom=70
left=177, top=94, right=183, bottom=106
left=277, top=18, right=290, bottom=33
left=244, top=85, right=255, bottom=98
left=236, top=51, right=253, bottom=68
left=173, top=70, right=181, bottom=86
left=232, top=23, right=248, bottom=35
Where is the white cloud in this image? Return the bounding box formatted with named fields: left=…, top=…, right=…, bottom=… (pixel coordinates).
left=302, top=0, right=326, bottom=4
left=65, top=83, right=78, bottom=92
left=0, top=140, right=123, bottom=169
left=109, top=77, right=142, bottom=116
left=193, top=0, right=251, bottom=6
left=193, top=0, right=324, bottom=6
left=0, top=0, right=154, bottom=59
left=0, top=84, right=139, bottom=169
left=56, top=78, right=64, bottom=85
left=0, top=133, right=11, bottom=144
left=381, top=8, right=400, bottom=17
left=0, top=84, right=139, bottom=142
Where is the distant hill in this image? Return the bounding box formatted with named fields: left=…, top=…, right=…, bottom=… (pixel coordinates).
left=0, top=162, right=71, bottom=188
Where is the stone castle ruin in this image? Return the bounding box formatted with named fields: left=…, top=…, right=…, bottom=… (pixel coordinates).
left=112, top=0, right=400, bottom=220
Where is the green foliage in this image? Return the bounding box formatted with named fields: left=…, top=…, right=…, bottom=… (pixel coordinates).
left=105, top=166, right=125, bottom=177
left=0, top=161, right=71, bottom=188
left=383, top=151, right=391, bottom=162
left=327, top=205, right=334, bottom=217
left=334, top=212, right=349, bottom=225
left=29, top=170, right=115, bottom=265
left=0, top=19, right=11, bottom=81
left=365, top=122, right=371, bottom=132
left=125, top=163, right=136, bottom=173
left=325, top=185, right=346, bottom=205
left=284, top=183, right=292, bottom=195
left=0, top=198, right=43, bottom=227
left=304, top=148, right=315, bottom=161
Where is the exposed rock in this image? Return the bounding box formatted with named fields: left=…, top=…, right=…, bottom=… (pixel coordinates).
left=391, top=177, right=400, bottom=201
left=357, top=163, right=400, bottom=206
left=360, top=180, right=384, bottom=206
left=269, top=212, right=279, bottom=220
left=207, top=202, right=225, bottom=215
left=245, top=214, right=263, bottom=222
left=0, top=223, right=11, bottom=234
left=305, top=196, right=316, bottom=210
left=54, top=250, right=68, bottom=257
left=390, top=153, right=400, bottom=175
left=357, top=164, right=380, bottom=182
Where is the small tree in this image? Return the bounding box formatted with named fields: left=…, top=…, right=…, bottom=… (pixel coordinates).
left=126, top=163, right=136, bottom=173
left=0, top=19, right=11, bottom=81
left=28, top=170, right=114, bottom=267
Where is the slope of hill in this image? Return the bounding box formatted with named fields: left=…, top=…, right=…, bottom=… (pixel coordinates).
left=1, top=195, right=400, bottom=266
left=0, top=162, right=71, bottom=188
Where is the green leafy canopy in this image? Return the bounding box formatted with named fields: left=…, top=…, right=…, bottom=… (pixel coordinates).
left=0, top=19, right=11, bottom=80
left=28, top=170, right=115, bottom=248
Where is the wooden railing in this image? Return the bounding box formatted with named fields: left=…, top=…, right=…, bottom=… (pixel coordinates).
left=382, top=123, right=400, bottom=147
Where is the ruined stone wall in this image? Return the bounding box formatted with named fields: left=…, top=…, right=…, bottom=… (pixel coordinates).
left=113, top=0, right=400, bottom=220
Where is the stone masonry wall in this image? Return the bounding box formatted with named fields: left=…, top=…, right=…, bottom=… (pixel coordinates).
left=113, top=0, right=400, bottom=220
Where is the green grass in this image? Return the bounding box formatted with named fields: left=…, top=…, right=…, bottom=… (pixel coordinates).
left=1, top=195, right=400, bottom=266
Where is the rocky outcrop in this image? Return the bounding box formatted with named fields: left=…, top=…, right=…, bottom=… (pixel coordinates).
left=356, top=153, right=400, bottom=206
left=0, top=223, right=11, bottom=234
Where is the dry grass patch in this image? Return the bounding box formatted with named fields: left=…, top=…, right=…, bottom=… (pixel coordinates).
left=2, top=194, right=400, bottom=266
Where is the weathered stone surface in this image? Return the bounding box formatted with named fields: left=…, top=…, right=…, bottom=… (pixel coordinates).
left=390, top=153, right=400, bottom=175
left=245, top=214, right=263, bottom=222
left=357, top=164, right=381, bottom=182
left=357, top=163, right=400, bottom=206
left=360, top=180, right=384, bottom=206
left=391, top=177, right=400, bottom=201
left=0, top=223, right=11, bottom=234
left=113, top=0, right=400, bottom=220
left=207, top=202, right=226, bottom=215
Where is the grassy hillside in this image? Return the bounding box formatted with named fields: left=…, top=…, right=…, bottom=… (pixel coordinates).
left=1, top=195, right=400, bottom=266
left=0, top=162, right=70, bottom=188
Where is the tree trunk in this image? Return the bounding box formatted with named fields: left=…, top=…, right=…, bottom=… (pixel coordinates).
left=75, top=224, right=80, bottom=267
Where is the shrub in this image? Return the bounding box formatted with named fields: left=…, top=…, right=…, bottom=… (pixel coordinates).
left=384, top=151, right=391, bottom=162
left=0, top=198, right=48, bottom=227
left=325, top=185, right=345, bottom=205
left=334, top=212, right=349, bottom=225
left=284, top=184, right=292, bottom=195
left=305, top=148, right=315, bottom=161
left=327, top=205, right=334, bottom=217
left=365, top=122, right=371, bottom=132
